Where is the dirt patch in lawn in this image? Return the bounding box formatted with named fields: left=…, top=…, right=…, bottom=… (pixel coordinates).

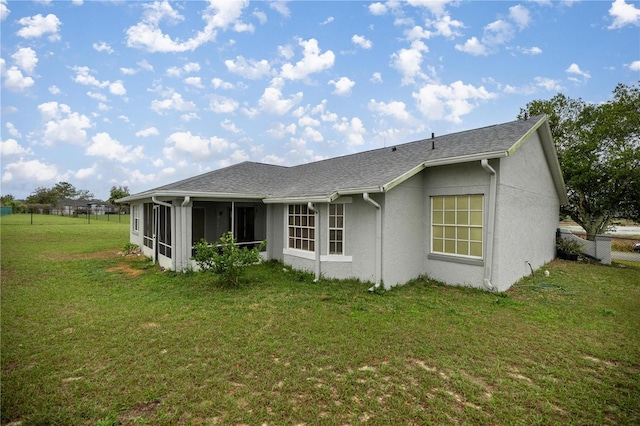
left=46, top=249, right=119, bottom=261
left=121, top=400, right=161, bottom=424
left=107, top=264, right=144, bottom=278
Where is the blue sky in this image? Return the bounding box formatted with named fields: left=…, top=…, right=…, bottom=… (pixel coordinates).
left=1, top=0, right=639, bottom=200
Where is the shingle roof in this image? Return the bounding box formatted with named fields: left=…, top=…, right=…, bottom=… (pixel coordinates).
left=121, top=116, right=557, bottom=202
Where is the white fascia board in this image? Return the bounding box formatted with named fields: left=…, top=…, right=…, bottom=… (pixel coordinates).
left=381, top=163, right=426, bottom=192
left=507, top=116, right=546, bottom=156
left=263, top=194, right=337, bottom=204
left=422, top=151, right=508, bottom=168
left=118, top=190, right=266, bottom=203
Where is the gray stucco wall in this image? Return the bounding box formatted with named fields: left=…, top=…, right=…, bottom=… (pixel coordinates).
left=381, top=174, right=426, bottom=288
left=492, top=129, right=560, bottom=291
left=422, top=162, right=490, bottom=289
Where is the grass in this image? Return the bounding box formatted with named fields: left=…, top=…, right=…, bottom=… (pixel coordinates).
left=2, top=214, right=639, bottom=425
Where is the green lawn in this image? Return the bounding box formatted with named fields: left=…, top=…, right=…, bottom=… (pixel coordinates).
left=2, top=214, right=639, bottom=425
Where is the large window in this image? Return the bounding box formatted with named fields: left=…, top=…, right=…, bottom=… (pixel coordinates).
left=158, top=204, right=171, bottom=258
left=431, top=195, right=483, bottom=259
left=288, top=204, right=315, bottom=252
left=328, top=203, right=345, bottom=255
left=143, top=203, right=153, bottom=249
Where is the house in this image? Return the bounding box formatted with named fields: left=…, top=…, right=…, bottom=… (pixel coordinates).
left=118, top=116, right=567, bottom=292
left=53, top=198, right=119, bottom=216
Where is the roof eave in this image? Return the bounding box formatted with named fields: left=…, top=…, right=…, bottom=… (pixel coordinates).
left=117, top=190, right=267, bottom=203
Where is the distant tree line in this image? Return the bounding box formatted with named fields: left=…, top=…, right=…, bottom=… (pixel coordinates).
left=0, top=182, right=131, bottom=213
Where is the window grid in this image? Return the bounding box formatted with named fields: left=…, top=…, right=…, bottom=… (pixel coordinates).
left=432, top=195, right=483, bottom=258
left=288, top=204, right=315, bottom=252
left=328, top=203, right=345, bottom=255
left=132, top=205, right=139, bottom=232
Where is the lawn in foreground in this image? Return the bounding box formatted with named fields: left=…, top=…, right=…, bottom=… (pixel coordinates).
left=1, top=214, right=639, bottom=425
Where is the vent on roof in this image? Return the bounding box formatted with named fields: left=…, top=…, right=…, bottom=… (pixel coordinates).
left=431, top=133, right=435, bottom=150
left=391, top=146, right=397, bottom=152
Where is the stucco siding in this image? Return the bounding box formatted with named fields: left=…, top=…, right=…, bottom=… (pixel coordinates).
left=422, top=162, right=490, bottom=289
left=492, top=129, right=560, bottom=291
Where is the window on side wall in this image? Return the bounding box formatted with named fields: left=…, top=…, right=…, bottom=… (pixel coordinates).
left=329, top=203, right=344, bottom=255
left=132, top=205, right=139, bottom=233
left=431, top=195, right=483, bottom=259
left=288, top=204, right=315, bottom=252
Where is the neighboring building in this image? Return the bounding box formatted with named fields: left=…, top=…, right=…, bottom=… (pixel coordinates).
left=54, top=199, right=119, bottom=215
left=118, top=116, right=567, bottom=292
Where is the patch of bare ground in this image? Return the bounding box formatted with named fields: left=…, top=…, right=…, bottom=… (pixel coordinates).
left=106, top=264, right=144, bottom=278
left=46, top=249, right=119, bottom=261
left=121, top=400, right=161, bottom=424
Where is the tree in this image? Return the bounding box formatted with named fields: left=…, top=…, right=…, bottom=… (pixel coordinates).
left=518, top=82, right=640, bottom=239
left=25, top=182, right=94, bottom=206
left=108, top=185, right=130, bottom=205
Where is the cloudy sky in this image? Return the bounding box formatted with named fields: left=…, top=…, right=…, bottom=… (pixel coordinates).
left=1, top=0, right=638, bottom=200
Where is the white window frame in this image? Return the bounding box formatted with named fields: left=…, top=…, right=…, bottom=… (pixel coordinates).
left=328, top=203, right=345, bottom=255
left=286, top=204, right=316, bottom=253
left=431, top=194, right=483, bottom=260
left=132, top=205, right=139, bottom=233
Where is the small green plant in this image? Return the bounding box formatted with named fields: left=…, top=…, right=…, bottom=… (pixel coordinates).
left=556, top=238, right=583, bottom=255
left=191, top=232, right=265, bottom=286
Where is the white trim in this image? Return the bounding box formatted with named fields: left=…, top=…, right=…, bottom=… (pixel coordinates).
left=320, top=255, right=353, bottom=262
left=283, top=248, right=316, bottom=261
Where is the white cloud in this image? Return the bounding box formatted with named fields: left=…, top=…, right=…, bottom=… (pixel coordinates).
left=320, top=16, right=334, bottom=25
left=121, top=67, right=137, bottom=75
left=180, top=112, right=200, bottom=122
left=1, top=159, right=64, bottom=185
left=352, top=34, right=373, bottom=49
left=534, top=76, right=563, bottom=91
left=371, top=72, right=383, bottom=83
left=184, top=62, right=201, bottom=73
left=509, top=5, right=530, bottom=30
left=211, top=77, right=234, bottom=89
left=428, top=15, right=464, bottom=39
left=253, top=8, right=267, bottom=24
left=225, top=56, right=272, bottom=79
left=483, top=19, right=514, bottom=46
left=109, top=80, right=127, bottom=96
left=164, top=131, right=231, bottom=161
left=566, top=63, right=591, bottom=81
left=220, top=119, right=242, bottom=134
left=5, top=122, right=21, bottom=138
left=628, top=60, right=640, bottom=71
left=258, top=77, right=303, bottom=115
left=333, top=116, right=366, bottom=147
left=302, top=126, right=323, bottom=142
left=209, top=95, right=239, bottom=113
left=49, top=85, right=61, bottom=94
left=455, top=36, right=488, bottom=56
left=73, top=66, right=109, bottom=88
left=136, top=127, right=159, bottom=137
left=267, top=122, right=296, bottom=139
left=608, top=0, right=640, bottom=29
left=87, top=91, right=108, bottom=102
left=126, top=0, right=252, bottom=53
left=368, top=2, right=387, bottom=15
left=1, top=138, right=33, bottom=157
left=280, top=38, right=335, bottom=81
left=37, top=101, right=93, bottom=145
left=138, top=60, right=154, bottom=72
left=368, top=99, right=413, bottom=123
left=86, top=132, right=144, bottom=163
left=75, top=163, right=98, bottom=180
left=93, top=42, right=114, bottom=54
left=413, top=81, right=497, bottom=123
left=520, top=46, right=542, bottom=55
left=1, top=0, right=9, bottom=21
left=184, top=76, right=204, bottom=88
left=12, top=47, right=38, bottom=74
left=151, top=92, right=197, bottom=114
left=269, top=1, right=291, bottom=17
left=390, top=40, right=429, bottom=85
left=1, top=59, right=35, bottom=92
left=16, top=13, right=61, bottom=41
left=328, top=76, right=355, bottom=96
left=278, top=44, right=294, bottom=59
